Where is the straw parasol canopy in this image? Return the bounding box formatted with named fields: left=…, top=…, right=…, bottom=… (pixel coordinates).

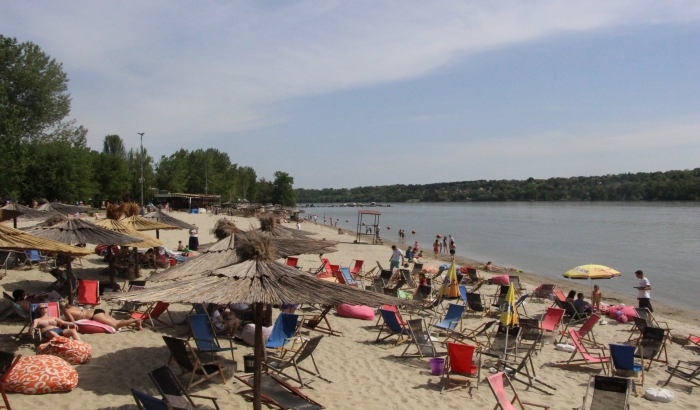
left=2, top=202, right=59, bottom=220
left=0, top=223, right=93, bottom=256
left=92, top=219, right=162, bottom=248
left=120, top=215, right=179, bottom=232
left=143, top=209, right=192, bottom=229
left=48, top=202, right=90, bottom=215
left=106, top=231, right=412, bottom=410
left=254, top=214, right=315, bottom=238
left=0, top=209, right=23, bottom=223
left=24, top=216, right=142, bottom=246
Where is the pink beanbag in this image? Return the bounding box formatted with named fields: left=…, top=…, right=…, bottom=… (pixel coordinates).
left=336, top=304, right=375, bottom=320
left=74, top=319, right=116, bottom=334
left=3, top=355, right=78, bottom=394
left=36, top=336, right=92, bottom=364
left=492, top=275, right=510, bottom=286
left=607, top=306, right=638, bottom=319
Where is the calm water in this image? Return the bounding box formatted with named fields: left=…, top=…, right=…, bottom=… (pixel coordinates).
left=310, top=202, right=700, bottom=310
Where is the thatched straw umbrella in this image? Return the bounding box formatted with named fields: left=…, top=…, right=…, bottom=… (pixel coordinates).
left=148, top=235, right=237, bottom=282
left=210, top=218, right=242, bottom=240
left=92, top=219, right=163, bottom=248
left=0, top=223, right=93, bottom=257
left=0, top=209, right=23, bottom=228
left=143, top=208, right=192, bottom=230
left=120, top=215, right=180, bottom=239
left=48, top=202, right=90, bottom=215
left=23, top=217, right=142, bottom=303
left=254, top=214, right=315, bottom=238
left=107, top=232, right=413, bottom=410
left=2, top=202, right=59, bottom=223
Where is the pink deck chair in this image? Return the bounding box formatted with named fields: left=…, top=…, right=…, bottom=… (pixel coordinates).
left=690, top=335, right=700, bottom=347
left=558, top=313, right=600, bottom=345
left=441, top=342, right=480, bottom=393
left=315, top=260, right=334, bottom=279
left=77, top=279, right=100, bottom=307
left=349, top=260, right=364, bottom=276
left=538, top=307, right=565, bottom=350
left=487, top=372, right=550, bottom=410
left=130, top=301, right=174, bottom=329
left=285, top=257, right=299, bottom=269
left=550, top=289, right=566, bottom=306
left=556, top=329, right=610, bottom=373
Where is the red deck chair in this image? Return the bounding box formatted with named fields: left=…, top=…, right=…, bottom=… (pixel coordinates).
left=349, top=260, right=364, bottom=277
left=328, top=264, right=341, bottom=281
left=441, top=342, right=481, bottom=393
left=130, top=301, right=174, bottom=329
left=550, top=289, right=566, bottom=306
left=556, top=329, right=610, bottom=373
left=558, top=313, right=600, bottom=346
left=486, top=372, right=550, bottom=410
left=77, top=279, right=100, bottom=307
left=285, top=257, right=300, bottom=269
left=690, top=335, right=700, bottom=347
left=538, top=307, right=565, bottom=350
left=315, top=260, right=334, bottom=279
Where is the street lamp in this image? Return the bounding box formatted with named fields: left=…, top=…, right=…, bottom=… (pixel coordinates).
left=138, top=132, right=144, bottom=206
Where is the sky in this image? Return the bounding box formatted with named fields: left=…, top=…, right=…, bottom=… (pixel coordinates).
left=2, top=1, right=700, bottom=189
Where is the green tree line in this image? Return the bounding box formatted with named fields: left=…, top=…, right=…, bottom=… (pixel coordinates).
left=296, top=169, right=700, bottom=203
left=0, top=35, right=296, bottom=206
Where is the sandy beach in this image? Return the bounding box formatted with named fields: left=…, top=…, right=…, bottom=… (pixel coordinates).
left=1, top=211, right=698, bottom=409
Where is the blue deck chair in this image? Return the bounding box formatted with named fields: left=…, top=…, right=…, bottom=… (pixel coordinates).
left=193, top=303, right=207, bottom=315
left=338, top=267, right=359, bottom=287
left=430, top=303, right=465, bottom=335
left=375, top=309, right=411, bottom=347
left=459, top=285, right=468, bottom=305
left=610, top=343, right=643, bottom=396
left=188, top=314, right=236, bottom=362
left=266, top=313, right=300, bottom=353
left=131, top=389, right=169, bottom=410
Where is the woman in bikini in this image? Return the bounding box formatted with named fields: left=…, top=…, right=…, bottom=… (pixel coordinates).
left=29, top=304, right=82, bottom=341
left=60, top=302, right=142, bottom=330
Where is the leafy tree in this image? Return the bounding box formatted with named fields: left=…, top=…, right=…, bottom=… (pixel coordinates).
left=102, top=134, right=126, bottom=158
left=127, top=147, right=155, bottom=204
left=95, top=135, right=130, bottom=202
left=271, top=171, right=295, bottom=206
left=255, top=178, right=273, bottom=204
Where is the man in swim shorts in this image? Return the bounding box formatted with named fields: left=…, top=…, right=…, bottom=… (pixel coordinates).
left=389, top=245, right=404, bottom=270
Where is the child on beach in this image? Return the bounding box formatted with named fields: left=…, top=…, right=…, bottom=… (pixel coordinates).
left=591, top=285, right=602, bottom=311
left=433, top=239, right=440, bottom=258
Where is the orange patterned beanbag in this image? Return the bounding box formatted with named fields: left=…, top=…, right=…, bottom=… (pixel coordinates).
left=37, top=336, right=92, bottom=364
left=2, top=355, right=78, bottom=394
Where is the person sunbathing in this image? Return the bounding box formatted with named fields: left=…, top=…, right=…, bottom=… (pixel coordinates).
left=30, top=304, right=81, bottom=341
left=60, top=302, right=142, bottom=330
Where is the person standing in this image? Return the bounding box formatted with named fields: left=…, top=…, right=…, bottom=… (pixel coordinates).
left=189, top=224, right=199, bottom=251
left=433, top=238, right=440, bottom=259
left=442, top=236, right=448, bottom=254
left=634, top=270, right=652, bottom=312
left=449, top=235, right=456, bottom=261
left=389, top=245, right=404, bottom=271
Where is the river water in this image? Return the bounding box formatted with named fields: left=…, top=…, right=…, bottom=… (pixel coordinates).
left=308, top=202, right=700, bottom=310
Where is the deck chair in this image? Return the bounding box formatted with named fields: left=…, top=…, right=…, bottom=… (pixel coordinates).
left=494, top=294, right=529, bottom=317
left=508, top=275, right=526, bottom=293
left=149, top=365, right=220, bottom=409
left=491, top=285, right=509, bottom=311
left=30, top=302, right=61, bottom=341
left=486, top=372, right=550, bottom=410
left=77, top=279, right=100, bottom=308
left=411, top=262, right=423, bottom=277
left=466, top=292, right=489, bottom=318
left=689, top=334, right=700, bottom=348
left=349, top=259, right=364, bottom=278
left=559, top=313, right=600, bottom=346
left=132, top=389, right=170, bottom=410
left=162, top=336, right=226, bottom=390
left=626, top=316, right=648, bottom=342
left=441, top=342, right=481, bottom=393
left=308, top=257, right=329, bottom=275
left=266, top=335, right=331, bottom=387
left=445, top=320, right=498, bottom=348
left=529, top=284, right=554, bottom=303
left=375, top=304, right=407, bottom=329
left=302, top=305, right=342, bottom=336
left=664, top=360, right=700, bottom=388
left=372, top=277, right=386, bottom=293
left=629, top=308, right=669, bottom=340
left=577, top=375, right=630, bottom=410
left=131, top=301, right=174, bottom=329
left=336, top=267, right=359, bottom=288
left=555, top=329, right=610, bottom=373
left=496, top=343, right=556, bottom=395
left=550, top=289, right=566, bottom=307
left=285, top=257, right=300, bottom=269
left=484, top=324, right=522, bottom=358
left=189, top=314, right=237, bottom=362
left=400, top=318, right=441, bottom=358
left=465, top=266, right=482, bottom=284
left=0, top=292, right=26, bottom=323
left=609, top=344, right=643, bottom=396
left=634, top=326, right=668, bottom=369
left=517, top=318, right=542, bottom=352
left=468, top=281, right=484, bottom=294
left=375, top=308, right=411, bottom=347
left=22, top=250, right=42, bottom=269
left=430, top=303, right=465, bottom=338
left=0, top=351, right=20, bottom=410
left=400, top=268, right=416, bottom=289
left=234, top=373, right=324, bottom=410
left=554, top=299, right=585, bottom=326
left=379, top=268, right=395, bottom=283
left=539, top=307, right=565, bottom=349
left=266, top=313, right=301, bottom=354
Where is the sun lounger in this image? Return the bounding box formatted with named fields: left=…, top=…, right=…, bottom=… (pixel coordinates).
left=149, top=365, right=220, bottom=409
left=555, top=329, right=610, bottom=373
left=609, top=343, right=643, bottom=396
left=441, top=342, right=481, bottom=393
left=634, top=326, right=668, bottom=370
left=487, top=372, right=550, bottom=409
left=162, top=336, right=226, bottom=390
left=664, top=360, right=700, bottom=388
left=576, top=375, right=630, bottom=410
left=302, top=305, right=342, bottom=336
left=496, top=343, right=556, bottom=395
left=530, top=284, right=554, bottom=303
left=234, top=373, right=324, bottom=410
left=266, top=335, right=331, bottom=387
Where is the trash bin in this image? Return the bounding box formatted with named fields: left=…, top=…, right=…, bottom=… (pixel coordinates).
left=243, top=354, right=256, bottom=373
left=430, top=357, right=445, bottom=376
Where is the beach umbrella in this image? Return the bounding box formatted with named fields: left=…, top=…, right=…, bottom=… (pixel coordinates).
left=2, top=202, right=59, bottom=223
left=563, top=264, right=621, bottom=280
left=143, top=208, right=192, bottom=230
left=92, top=219, right=163, bottom=248
left=0, top=223, right=93, bottom=257
left=47, top=202, right=90, bottom=215
left=437, top=261, right=460, bottom=298
left=119, top=215, right=180, bottom=239
left=499, top=284, right=518, bottom=358
left=106, top=232, right=414, bottom=410
left=0, top=209, right=23, bottom=228
left=249, top=214, right=316, bottom=238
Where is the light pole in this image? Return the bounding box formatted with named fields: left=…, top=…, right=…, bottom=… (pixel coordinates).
left=138, top=132, right=144, bottom=206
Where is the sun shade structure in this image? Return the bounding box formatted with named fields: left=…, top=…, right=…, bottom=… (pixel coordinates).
left=92, top=219, right=163, bottom=248
left=563, top=264, right=621, bottom=280
left=143, top=209, right=192, bottom=229
left=2, top=203, right=59, bottom=220
left=0, top=209, right=23, bottom=223
left=120, top=215, right=180, bottom=232
left=251, top=214, right=316, bottom=238
left=107, top=232, right=412, bottom=410
left=24, top=217, right=142, bottom=246
left=0, top=223, right=92, bottom=256
left=48, top=202, right=90, bottom=215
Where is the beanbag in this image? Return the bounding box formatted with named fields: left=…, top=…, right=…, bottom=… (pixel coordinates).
left=240, top=323, right=273, bottom=347
left=645, top=388, right=675, bottom=403
left=74, top=319, right=116, bottom=334
left=336, top=303, right=375, bottom=320
left=491, top=275, right=510, bottom=286
left=616, top=313, right=629, bottom=324
left=36, top=336, right=92, bottom=365
left=2, top=355, right=78, bottom=394
left=607, top=305, right=637, bottom=319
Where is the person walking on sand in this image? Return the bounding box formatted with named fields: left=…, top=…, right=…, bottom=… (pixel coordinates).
left=634, top=270, right=653, bottom=312
left=389, top=245, right=404, bottom=271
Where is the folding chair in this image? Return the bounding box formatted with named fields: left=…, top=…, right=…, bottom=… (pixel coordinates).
left=550, top=289, right=566, bottom=307
left=577, top=375, right=631, bottom=410
left=77, top=279, right=100, bottom=308
left=302, top=305, right=342, bottom=336
left=496, top=343, right=556, bottom=395
left=634, top=326, right=668, bottom=370
left=445, top=320, right=498, bottom=348
left=234, top=373, right=324, bottom=410
left=430, top=303, right=465, bottom=339
left=484, top=324, right=522, bottom=358
left=554, top=299, right=585, bottom=326
left=441, top=342, right=481, bottom=393
left=411, top=262, right=423, bottom=277
left=634, top=307, right=669, bottom=330
left=400, top=318, right=441, bottom=358
left=514, top=294, right=529, bottom=317
left=375, top=309, right=412, bottom=347
left=468, top=281, right=484, bottom=294
left=162, top=336, right=227, bottom=390
left=491, top=285, right=509, bottom=312
left=466, top=292, right=489, bottom=318
left=465, top=266, right=482, bottom=284
left=349, top=259, right=364, bottom=278
left=266, top=312, right=301, bottom=355
left=372, top=277, right=386, bottom=293
left=508, top=275, right=526, bottom=294
left=132, top=389, right=170, bottom=410
left=609, top=343, right=643, bottom=396
left=539, top=307, right=565, bottom=349
left=664, top=360, right=700, bottom=388
left=517, top=318, right=543, bottom=352
left=400, top=268, right=416, bottom=289
left=486, top=372, right=550, bottom=409
left=30, top=302, right=61, bottom=341
left=285, top=257, right=300, bottom=269
left=188, top=314, right=237, bottom=362
left=22, top=250, right=42, bottom=269
left=555, top=329, right=610, bottom=373
left=336, top=267, right=359, bottom=288
left=130, top=301, right=174, bottom=329
left=266, top=335, right=331, bottom=387
left=529, top=284, right=554, bottom=303
left=0, top=351, right=20, bottom=410
left=559, top=313, right=600, bottom=346
left=149, top=365, right=220, bottom=409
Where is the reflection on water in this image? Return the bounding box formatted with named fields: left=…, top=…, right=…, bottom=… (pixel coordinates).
left=313, top=202, right=700, bottom=310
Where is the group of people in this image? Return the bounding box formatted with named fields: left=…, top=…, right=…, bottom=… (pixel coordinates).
left=562, top=270, right=653, bottom=317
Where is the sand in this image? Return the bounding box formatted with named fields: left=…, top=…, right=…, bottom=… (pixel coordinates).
left=1, top=212, right=698, bottom=409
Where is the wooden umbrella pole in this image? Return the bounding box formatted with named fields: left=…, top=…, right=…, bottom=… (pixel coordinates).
left=156, top=229, right=160, bottom=239
left=107, top=245, right=115, bottom=284
left=66, top=260, right=75, bottom=305
left=133, top=247, right=140, bottom=278
left=253, top=302, right=263, bottom=410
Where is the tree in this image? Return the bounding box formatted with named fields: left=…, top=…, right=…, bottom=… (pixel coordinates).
left=95, top=135, right=130, bottom=202
left=127, top=147, right=155, bottom=204
left=271, top=171, right=295, bottom=206
left=102, top=134, right=126, bottom=158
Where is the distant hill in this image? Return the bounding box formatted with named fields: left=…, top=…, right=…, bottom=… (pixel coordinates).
left=296, top=168, right=700, bottom=203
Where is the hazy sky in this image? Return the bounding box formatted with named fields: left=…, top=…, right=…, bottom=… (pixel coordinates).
left=3, top=2, right=699, bottom=189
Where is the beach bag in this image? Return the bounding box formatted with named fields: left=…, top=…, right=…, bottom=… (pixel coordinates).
left=36, top=336, right=92, bottom=365
left=2, top=355, right=78, bottom=394
left=336, top=304, right=375, bottom=320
